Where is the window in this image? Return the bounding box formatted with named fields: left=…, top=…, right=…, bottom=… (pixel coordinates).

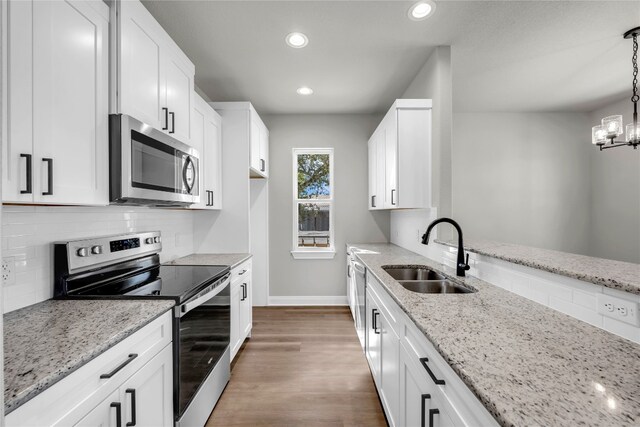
left=291, top=148, right=335, bottom=259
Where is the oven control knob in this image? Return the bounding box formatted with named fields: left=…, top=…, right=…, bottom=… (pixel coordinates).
left=76, top=247, right=89, bottom=257
left=145, top=237, right=154, bottom=244
left=154, top=236, right=161, bottom=243
left=91, top=245, right=103, bottom=255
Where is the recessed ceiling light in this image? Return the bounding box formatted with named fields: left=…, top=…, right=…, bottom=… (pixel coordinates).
left=408, top=1, right=436, bottom=21
left=286, top=32, right=309, bottom=48
left=297, top=86, right=313, bottom=96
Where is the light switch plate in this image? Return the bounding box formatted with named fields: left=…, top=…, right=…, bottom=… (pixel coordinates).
left=596, top=293, right=640, bottom=326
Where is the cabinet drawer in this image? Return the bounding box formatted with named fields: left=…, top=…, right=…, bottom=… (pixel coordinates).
left=402, top=318, right=498, bottom=427
left=366, top=271, right=402, bottom=338
left=231, top=259, right=252, bottom=283
left=6, top=311, right=173, bottom=427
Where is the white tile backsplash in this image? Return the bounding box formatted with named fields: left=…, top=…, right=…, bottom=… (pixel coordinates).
left=390, top=211, right=640, bottom=344
left=1, top=205, right=195, bottom=313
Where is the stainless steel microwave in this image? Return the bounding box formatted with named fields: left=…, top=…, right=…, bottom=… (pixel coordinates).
left=109, top=114, right=199, bottom=206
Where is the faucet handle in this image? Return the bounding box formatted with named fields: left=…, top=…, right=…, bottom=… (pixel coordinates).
left=464, top=253, right=471, bottom=270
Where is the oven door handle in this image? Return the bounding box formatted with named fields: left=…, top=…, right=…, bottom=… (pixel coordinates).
left=178, top=275, right=230, bottom=318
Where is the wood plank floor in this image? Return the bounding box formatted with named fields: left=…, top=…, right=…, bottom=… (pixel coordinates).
left=206, top=306, right=388, bottom=427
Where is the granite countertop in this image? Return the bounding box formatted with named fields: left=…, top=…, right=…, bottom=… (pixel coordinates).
left=436, top=238, right=640, bottom=295
left=166, top=253, right=252, bottom=268
left=4, top=299, right=175, bottom=414
left=348, top=242, right=640, bottom=427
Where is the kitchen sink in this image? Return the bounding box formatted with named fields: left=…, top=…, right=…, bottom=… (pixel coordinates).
left=382, top=266, right=446, bottom=281
left=398, top=280, right=475, bottom=294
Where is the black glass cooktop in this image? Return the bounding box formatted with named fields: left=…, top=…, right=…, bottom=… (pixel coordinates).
left=71, top=264, right=229, bottom=304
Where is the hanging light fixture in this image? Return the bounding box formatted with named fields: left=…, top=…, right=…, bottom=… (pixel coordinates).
left=592, top=26, right=640, bottom=151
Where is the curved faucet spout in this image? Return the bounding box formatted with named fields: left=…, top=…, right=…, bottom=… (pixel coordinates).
left=421, top=217, right=470, bottom=277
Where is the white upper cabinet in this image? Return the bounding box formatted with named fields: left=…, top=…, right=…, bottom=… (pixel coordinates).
left=250, top=109, right=269, bottom=178
left=368, top=99, right=432, bottom=210
left=114, top=0, right=194, bottom=143
left=3, top=0, right=109, bottom=205
left=191, top=94, right=222, bottom=210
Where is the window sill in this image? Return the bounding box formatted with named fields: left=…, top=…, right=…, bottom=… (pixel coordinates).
left=291, top=250, right=336, bottom=260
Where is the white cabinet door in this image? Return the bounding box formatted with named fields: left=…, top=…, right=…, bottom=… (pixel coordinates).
left=367, top=137, right=378, bottom=210
left=74, top=390, right=121, bottom=427
left=4, top=0, right=34, bottom=203
left=259, top=122, right=269, bottom=177
left=122, top=344, right=173, bottom=427
left=204, top=109, right=223, bottom=209
left=119, top=0, right=164, bottom=130
left=164, top=52, right=193, bottom=143
left=32, top=0, right=109, bottom=205
left=366, top=292, right=381, bottom=384
left=240, top=277, right=252, bottom=338
left=249, top=111, right=262, bottom=174
left=380, top=310, right=400, bottom=427
left=230, top=278, right=243, bottom=360
left=383, top=112, right=398, bottom=209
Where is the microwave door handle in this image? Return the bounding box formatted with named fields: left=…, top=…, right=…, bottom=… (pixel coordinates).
left=182, top=156, right=195, bottom=194
left=178, top=276, right=230, bottom=318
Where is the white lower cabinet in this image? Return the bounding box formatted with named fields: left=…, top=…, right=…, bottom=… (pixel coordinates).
left=6, top=312, right=173, bottom=427
left=230, top=259, right=253, bottom=361
left=365, top=274, right=498, bottom=427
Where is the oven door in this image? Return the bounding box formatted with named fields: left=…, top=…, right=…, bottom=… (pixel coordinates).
left=175, top=275, right=230, bottom=423
left=110, top=114, right=199, bottom=206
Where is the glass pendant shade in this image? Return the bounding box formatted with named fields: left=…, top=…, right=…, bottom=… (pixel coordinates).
left=592, top=125, right=608, bottom=145
left=625, top=122, right=640, bottom=142
left=602, top=115, right=624, bottom=137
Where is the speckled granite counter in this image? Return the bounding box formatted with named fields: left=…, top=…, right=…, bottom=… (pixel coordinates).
left=4, top=299, right=175, bottom=414
left=349, top=243, right=640, bottom=427
left=436, top=238, right=640, bottom=295
left=167, top=253, right=251, bottom=268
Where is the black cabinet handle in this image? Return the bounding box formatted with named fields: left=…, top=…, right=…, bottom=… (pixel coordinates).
left=347, top=264, right=351, bottom=278
left=162, top=107, right=168, bottom=130
left=429, top=408, right=439, bottom=427
left=169, top=111, right=175, bottom=134
left=372, top=308, right=380, bottom=334
left=239, top=269, right=247, bottom=275
left=20, top=154, right=32, bottom=194
left=100, top=354, right=138, bottom=379
left=421, top=394, right=431, bottom=427
left=419, top=357, right=445, bottom=385
left=241, top=283, right=247, bottom=301
left=371, top=195, right=376, bottom=208
left=260, top=158, right=265, bottom=172
left=42, top=158, right=53, bottom=195
left=391, top=189, right=396, bottom=205
left=111, top=402, right=122, bottom=427
left=125, top=388, right=136, bottom=426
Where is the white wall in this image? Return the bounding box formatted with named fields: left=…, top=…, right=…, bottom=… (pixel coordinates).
left=264, top=114, right=390, bottom=300
left=451, top=112, right=593, bottom=255
left=1, top=206, right=195, bottom=312
left=588, top=97, right=640, bottom=263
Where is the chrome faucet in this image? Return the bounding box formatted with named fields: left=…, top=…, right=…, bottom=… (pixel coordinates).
left=421, top=217, right=471, bottom=277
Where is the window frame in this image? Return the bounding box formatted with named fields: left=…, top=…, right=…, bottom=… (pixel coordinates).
left=291, top=148, right=335, bottom=260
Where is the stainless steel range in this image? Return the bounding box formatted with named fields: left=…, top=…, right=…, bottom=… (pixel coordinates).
left=54, top=231, right=230, bottom=427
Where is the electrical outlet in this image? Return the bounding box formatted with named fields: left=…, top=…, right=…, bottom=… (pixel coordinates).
left=597, top=294, right=640, bottom=326
left=2, top=257, right=15, bottom=286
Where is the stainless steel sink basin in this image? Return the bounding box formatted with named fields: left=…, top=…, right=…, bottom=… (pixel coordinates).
left=382, top=266, right=446, bottom=281
left=398, top=280, right=475, bottom=294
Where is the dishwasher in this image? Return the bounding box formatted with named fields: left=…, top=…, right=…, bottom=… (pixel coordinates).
left=352, top=259, right=367, bottom=350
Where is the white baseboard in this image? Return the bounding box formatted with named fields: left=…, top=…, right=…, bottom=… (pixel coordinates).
left=268, top=296, right=348, bottom=306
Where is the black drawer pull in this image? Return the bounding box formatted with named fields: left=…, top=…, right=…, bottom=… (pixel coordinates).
left=429, top=408, right=439, bottom=427
left=419, top=357, right=445, bottom=385
left=372, top=308, right=380, bottom=334
left=371, top=195, right=376, bottom=208
left=260, top=158, right=265, bottom=172
left=100, top=353, right=138, bottom=379
left=391, top=189, right=396, bottom=205
left=42, top=158, right=53, bottom=195
left=20, top=154, right=32, bottom=194
left=126, top=388, right=137, bottom=426
left=111, top=402, right=122, bottom=427
left=421, top=394, right=431, bottom=427
left=162, top=107, right=169, bottom=130
left=169, top=111, right=175, bottom=134
left=239, top=269, right=247, bottom=275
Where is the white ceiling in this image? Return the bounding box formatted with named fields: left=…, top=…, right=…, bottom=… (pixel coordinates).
left=141, top=0, right=640, bottom=114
